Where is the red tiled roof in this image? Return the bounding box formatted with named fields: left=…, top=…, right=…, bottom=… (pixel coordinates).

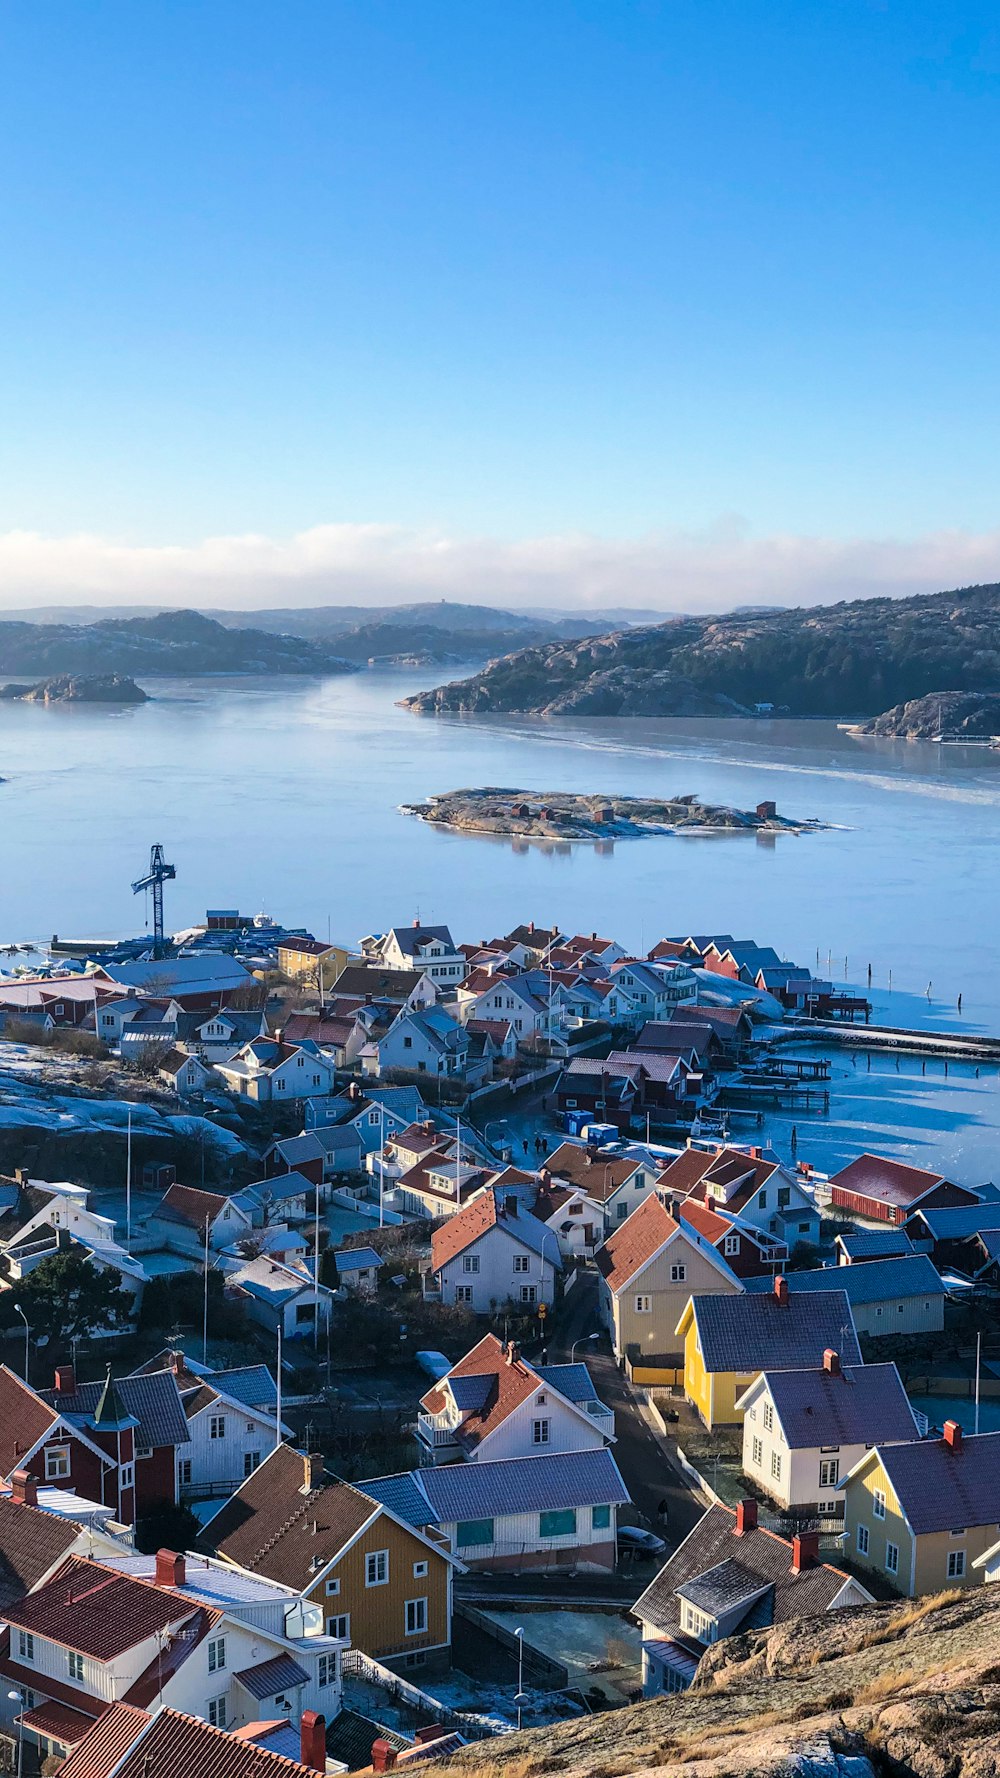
left=60, top=1704, right=322, bottom=1778
left=830, top=1153, right=953, bottom=1208
left=679, top=1198, right=730, bottom=1244
left=659, top=1146, right=777, bottom=1212
left=0, top=1490, right=85, bottom=1611
left=543, top=1141, right=639, bottom=1200
left=0, top=1366, right=59, bottom=1479
left=156, top=1182, right=230, bottom=1228
left=430, top=1191, right=503, bottom=1270
left=20, top=1699, right=104, bottom=1747
left=596, top=1192, right=681, bottom=1292
left=420, top=1334, right=545, bottom=1452
left=3, top=1558, right=194, bottom=1659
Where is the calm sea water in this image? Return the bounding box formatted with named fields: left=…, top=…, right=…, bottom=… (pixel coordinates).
left=3, top=669, right=1000, bottom=1179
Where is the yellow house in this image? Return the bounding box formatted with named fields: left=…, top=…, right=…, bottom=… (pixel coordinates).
left=202, top=1444, right=462, bottom=1671
left=676, top=1275, right=863, bottom=1432
left=841, top=1423, right=1000, bottom=1597
left=277, top=937, right=356, bottom=988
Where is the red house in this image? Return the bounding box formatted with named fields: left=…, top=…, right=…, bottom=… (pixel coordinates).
left=830, top=1153, right=979, bottom=1228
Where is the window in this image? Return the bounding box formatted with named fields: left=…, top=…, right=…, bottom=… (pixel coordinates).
left=18, top=1632, right=33, bottom=1663
left=757, top=1190, right=767, bottom=1209
left=819, top=1459, right=839, bottom=1489
left=513, top=1255, right=530, bottom=1273
left=326, top=1576, right=341, bottom=1596
left=207, top=1637, right=226, bottom=1673
left=318, top=1653, right=338, bottom=1686
left=617, top=1202, right=628, bottom=1219
left=405, top=1598, right=428, bottom=1636
left=771, top=1451, right=782, bottom=1481
left=724, top=1234, right=740, bottom=1256
left=120, top=1463, right=134, bottom=1491
left=885, top=1542, right=899, bottom=1574
left=592, top=1504, right=611, bottom=1530
left=777, top=1187, right=791, bottom=1209
left=328, top=1615, right=350, bottom=1643
left=670, top=1264, right=686, bottom=1283
left=519, top=1285, right=537, bottom=1304
left=455, top=1286, right=474, bottom=1304
left=179, top=1458, right=193, bottom=1486
left=532, top=1419, right=550, bottom=1446
left=873, top=1489, right=886, bottom=1520
left=244, top=1451, right=261, bottom=1477
left=208, top=1696, right=228, bottom=1728
left=763, top=1403, right=774, bottom=1433
left=365, top=1549, right=389, bottom=1586
left=456, top=1517, right=494, bottom=1548
left=462, top=1255, right=480, bottom=1274
left=210, top=1415, right=226, bottom=1440
left=413, top=1560, right=428, bottom=1578
left=948, top=1550, right=966, bottom=1579
left=45, top=1445, right=70, bottom=1480
left=857, top=1524, right=870, bottom=1555
left=635, top=1294, right=652, bottom=1314
left=68, top=1652, right=84, bottom=1682
left=751, top=1436, right=763, bottom=1467
left=539, top=1508, right=577, bottom=1539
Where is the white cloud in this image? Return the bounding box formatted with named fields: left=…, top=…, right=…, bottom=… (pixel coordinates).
left=0, top=520, right=997, bottom=614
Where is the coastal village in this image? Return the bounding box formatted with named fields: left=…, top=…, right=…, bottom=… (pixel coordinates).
left=0, top=881, right=998, bottom=1778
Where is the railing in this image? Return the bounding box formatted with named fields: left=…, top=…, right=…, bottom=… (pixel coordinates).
left=417, top=1419, right=459, bottom=1447
left=342, top=1648, right=503, bottom=1740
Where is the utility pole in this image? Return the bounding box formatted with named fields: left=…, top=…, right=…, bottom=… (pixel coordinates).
left=275, top=1324, right=283, bottom=1448
left=202, top=1213, right=211, bottom=1363
left=314, top=1183, right=321, bottom=1350
left=125, top=1106, right=132, bottom=1249
left=378, top=1100, right=385, bottom=1228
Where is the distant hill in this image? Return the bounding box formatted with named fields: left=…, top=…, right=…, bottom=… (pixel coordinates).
left=0, top=610, right=356, bottom=676
left=402, top=582, right=1000, bottom=719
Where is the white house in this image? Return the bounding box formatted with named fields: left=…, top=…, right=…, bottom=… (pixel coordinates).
left=658, top=1145, right=822, bottom=1252
left=415, top=1334, right=614, bottom=1466
left=424, top=1187, right=561, bottom=1312
left=136, top=1351, right=290, bottom=1499
left=149, top=1183, right=255, bottom=1257
left=221, top=1254, right=333, bottom=1341
left=530, top=1178, right=603, bottom=1261
left=542, top=1141, right=658, bottom=1230
left=361, top=1005, right=470, bottom=1079
left=366, top=924, right=466, bottom=988
left=158, top=1048, right=215, bottom=1097
left=459, top=975, right=551, bottom=1042
left=214, top=1040, right=337, bottom=1104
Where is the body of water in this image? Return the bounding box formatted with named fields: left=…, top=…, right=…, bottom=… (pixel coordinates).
left=3, top=670, right=1000, bottom=1179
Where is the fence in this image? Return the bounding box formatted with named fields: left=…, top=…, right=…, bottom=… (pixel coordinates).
left=342, top=1648, right=503, bottom=1740
left=455, top=1603, right=569, bottom=1690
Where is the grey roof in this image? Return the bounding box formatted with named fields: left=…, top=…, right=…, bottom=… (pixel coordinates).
left=689, top=1289, right=862, bottom=1373
left=634, top=1502, right=857, bottom=1640
left=743, top=1255, right=945, bottom=1306
left=448, top=1374, right=494, bottom=1413
left=235, top=1651, right=311, bottom=1699
left=837, top=1231, right=916, bottom=1262
left=976, top=1229, right=1000, bottom=1263
left=387, top=924, right=456, bottom=958
left=333, top=1247, right=382, bottom=1274
left=536, top=1362, right=602, bottom=1407
left=103, top=955, right=253, bottom=992
left=41, top=1370, right=191, bottom=1448
left=873, top=1431, right=1000, bottom=1534
left=326, top=1710, right=408, bottom=1772
left=412, top=1449, right=629, bottom=1522
left=210, top=1364, right=278, bottom=1411
left=359, top=1471, right=432, bottom=1526
left=910, top=1205, right=1000, bottom=1240
left=675, top=1557, right=771, bottom=1616
left=758, top=1362, right=920, bottom=1449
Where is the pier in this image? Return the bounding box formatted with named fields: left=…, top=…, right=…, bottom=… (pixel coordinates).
left=787, top=1020, right=1000, bottom=1061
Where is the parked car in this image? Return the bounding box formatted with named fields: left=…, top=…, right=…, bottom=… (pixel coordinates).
left=617, top=1525, right=666, bottom=1557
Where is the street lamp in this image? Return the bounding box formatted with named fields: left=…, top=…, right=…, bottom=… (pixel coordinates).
left=513, top=1626, right=528, bottom=1732
left=571, top=1331, right=600, bottom=1364
left=12, top=1305, right=28, bottom=1384
left=8, top=1688, right=24, bottom=1777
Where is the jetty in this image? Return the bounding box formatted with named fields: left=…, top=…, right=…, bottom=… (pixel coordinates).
left=788, top=1019, right=1000, bottom=1062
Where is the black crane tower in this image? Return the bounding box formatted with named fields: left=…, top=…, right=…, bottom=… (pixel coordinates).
left=132, top=844, right=177, bottom=958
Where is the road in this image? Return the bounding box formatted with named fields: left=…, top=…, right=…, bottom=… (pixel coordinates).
left=546, top=1271, right=705, bottom=1555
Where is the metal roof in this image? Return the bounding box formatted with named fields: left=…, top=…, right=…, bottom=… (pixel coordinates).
left=757, top=1362, right=921, bottom=1449
left=235, top=1653, right=310, bottom=1701
left=42, top=1370, right=191, bottom=1449
left=333, top=1247, right=382, bottom=1273
left=210, top=1365, right=279, bottom=1410
left=535, top=1362, right=602, bottom=1406
left=689, top=1289, right=862, bottom=1373
left=358, top=1472, right=432, bottom=1527
left=837, top=1230, right=916, bottom=1261
left=742, top=1255, right=945, bottom=1305
left=675, top=1557, right=771, bottom=1616
left=875, top=1431, right=1000, bottom=1534
left=416, top=1448, right=629, bottom=1521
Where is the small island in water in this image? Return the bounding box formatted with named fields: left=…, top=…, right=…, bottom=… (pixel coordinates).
left=0, top=674, right=149, bottom=705
left=401, top=787, right=825, bottom=841
left=851, top=689, right=1000, bottom=740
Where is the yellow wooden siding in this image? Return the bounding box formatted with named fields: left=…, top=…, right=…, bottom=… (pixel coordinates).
left=307, top=1514, right=451, bottom=1658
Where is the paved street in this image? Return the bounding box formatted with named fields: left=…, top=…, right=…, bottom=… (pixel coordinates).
left=545, top=1271, right=705, bottom=1555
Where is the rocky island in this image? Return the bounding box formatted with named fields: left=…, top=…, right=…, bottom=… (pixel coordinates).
left=401, top=787, right=822, bottom=839
left=0, top=673, right=149, bottom=704
left=0, top=608, right=358, bottom=677
left=853, top=689, right=1000, bottom=739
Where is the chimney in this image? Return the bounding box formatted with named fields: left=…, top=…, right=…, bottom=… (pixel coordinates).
left=529, top=920, right=535, bottom=933
left=506, top=1341, right=520, bottom=1367
left=791, top=1531, right=820, bottom=1574
left=414, top=1727, right=446, bottom=1746
left=14, top=1168, right=28, bottom=1186
left=943, top=1419, right=963, bottom=1450
left=170, top=1350, right=184, bottom=1375
left=734, top=1499, right=757, bottom=1536
left=823, top=1349, right=840, bottom=1376
left=304, top=1451, right=326, bottom=1490
left=349, top=1080, right=359, bottom=1101
left=54, top=1363, right=75, bottom=1395
left=11, top=1470, right=38, bottom=1507
left=413, top=915, right=421, bottom=930
left=774, top=1275, right=789, bottom=1307
left=372, top=1742, right=398, bottom=1772
left=155, top=1549, right=186, bottom=1588
left=299, top=1711, right=326, bottom=1773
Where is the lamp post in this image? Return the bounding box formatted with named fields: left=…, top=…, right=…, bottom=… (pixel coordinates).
left=12, top=1304, right=28, bottom=1384
left=8, top=1688, right=24, bottom=1778
left=513, top=1627, right=527, bottom=1731
left=202, top=1213, right=211, bottom=1364
left=571, top=1331, right=600, bottom=1364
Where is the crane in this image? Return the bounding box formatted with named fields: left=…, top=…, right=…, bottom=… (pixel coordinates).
left=132, top=844, right=176, bottom=958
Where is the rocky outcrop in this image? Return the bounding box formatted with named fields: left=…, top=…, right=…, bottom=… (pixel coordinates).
left=855, top=690, right=1000, bottom=738
left=402, top=787, right=818, bottom=839
left=0, top=609, right=358, bottom=676
left=402, top=581, right=1000, bottom=719
left=424, top=1586, right=1000, bottom=1778
left=0, top=673, right=149, bottom=704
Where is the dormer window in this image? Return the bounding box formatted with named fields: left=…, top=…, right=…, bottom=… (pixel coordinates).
left=536, top=1392, right=547, bottom=1406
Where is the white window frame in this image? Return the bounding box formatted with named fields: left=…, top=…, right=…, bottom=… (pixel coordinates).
left=207, top=1636, right=226, bottom=1674
left=670, top=1263, right=686, bottom=1283
left=532, top=1418, right=550, bottom=1446
left=45, top=1445, right=71, bottom=1481
left=210, top=1415, right=227, bottom=1440
left=857, top=1524, right=870, bottom=1555
left=318, top=1652, right=338, bottom=1686
left=762, top=1403, right=773, bottom=1433
left=819, top=1459, right=839, bottom=1489
left=634, top=1294, right=652, bottom=1314
left=413, top=1560, right=428, bottom=1578
left=366, top=1548, right=390, bottom=1587
left=328, top=1614, right=350, bottom=1642
left=724, top=1234, right=740, bottom=1256
left=873, top=1488, right=886, bottom=1520
left=18, top=1632, right=34, bottom=1663
left=885, top=1541, right=898, bottom=1574
left=948, top=1549, right=966, bottom=1579
left=405, top=1597, right=428, bottom=1637
left=326, top=1576, right=341, bottom=1596
left=751, top=1436, right=763, bottom=1467
left=68, top=1651, right=85, bottom=1682
left=207, top=1695, right=228, bottom=1728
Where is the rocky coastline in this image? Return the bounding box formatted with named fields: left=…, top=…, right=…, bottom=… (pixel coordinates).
left=401, top=787, right=823, bottom=840
left=0, top=673, right=149, bottom=704
left=852, top=689, right=1000, bottom=738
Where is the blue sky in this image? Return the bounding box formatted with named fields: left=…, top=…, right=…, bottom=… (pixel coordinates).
left=1, top=1, right=999, bottom=609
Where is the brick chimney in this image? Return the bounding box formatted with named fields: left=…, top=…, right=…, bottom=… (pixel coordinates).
left=155, top=1550, right=186, bottom=1588
left=791, top=1531, right=820, bottom=1574
left=774, top=1275, right=789, bottom=1307
left=372, top=1741, right=398, bottom=1772
left=54, top=1363, right=75, bottom=1395
left=11, top=1470, right=38, bottom=1507
left=505, top=1341, right=520, bottom=1367
left=823, top=1349, right=840, bottom=1376
left=169, top=1351, right=185, bottom=1375
left=305, top=1451, right=325, bottom=1489
left=943, top=1419, right=963, bottom=1450
left=299, top=1711, right=326, bottom=1772
left=734, top=1499, right=758, bottom=1536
